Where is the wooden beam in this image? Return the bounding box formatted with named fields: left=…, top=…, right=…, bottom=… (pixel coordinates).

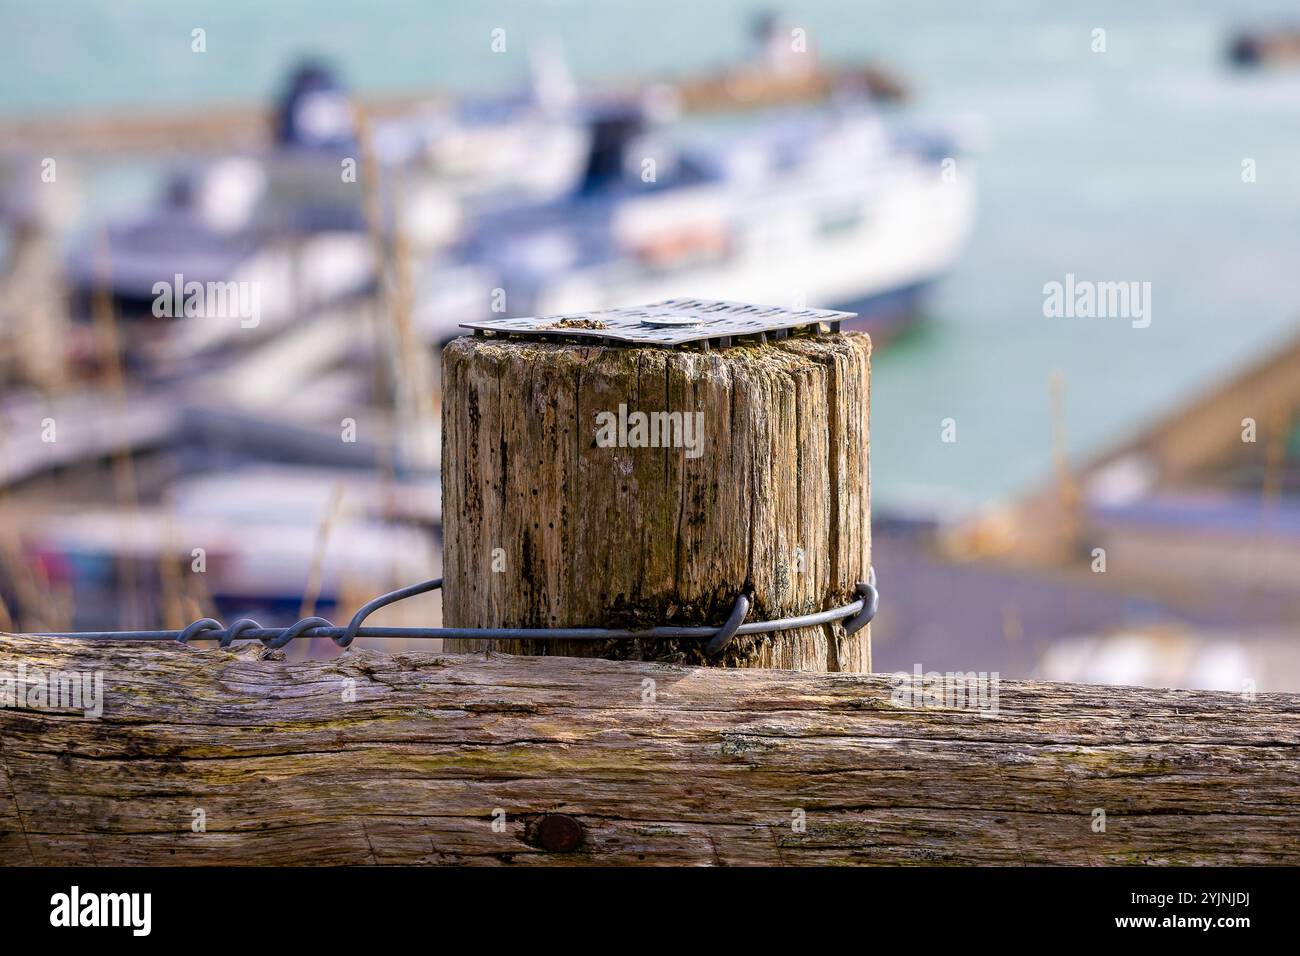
left=2, top=635, right=1296, bottom=865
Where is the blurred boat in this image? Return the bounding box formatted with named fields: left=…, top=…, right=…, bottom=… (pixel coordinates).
left=63, top=192, right=373, bottom=378
left=21, top=464, right=441, bottom=628
left=449, top=99, right=975, bottom=341
left=1037, top=626, right=1300, bottom=692
left=59, top=56, right=586, bottom=368
left=1228, top=27, right=1300, bottom=68
left=674, top=11, right=908, bottom=111
left=67, top=46, right=976, bottom=359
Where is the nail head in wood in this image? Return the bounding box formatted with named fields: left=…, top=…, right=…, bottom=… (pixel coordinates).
left=532, top=814, right=585, bottom=853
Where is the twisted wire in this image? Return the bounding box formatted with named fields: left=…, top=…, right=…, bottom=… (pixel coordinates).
left=36, top=571, right=879, bottom=658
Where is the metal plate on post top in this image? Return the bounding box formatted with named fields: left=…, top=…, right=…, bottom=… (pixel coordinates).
left=459, top=298, right=856, bottom=348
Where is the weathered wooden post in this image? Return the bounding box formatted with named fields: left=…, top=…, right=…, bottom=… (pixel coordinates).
left=441, top=300, right=871, bottom=670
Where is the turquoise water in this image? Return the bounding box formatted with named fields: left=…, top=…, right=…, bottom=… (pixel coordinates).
left=5, top=0, right=1300, bottom=511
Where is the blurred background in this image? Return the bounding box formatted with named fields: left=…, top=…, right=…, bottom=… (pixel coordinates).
left=2, top=0, right=1299, bottom=689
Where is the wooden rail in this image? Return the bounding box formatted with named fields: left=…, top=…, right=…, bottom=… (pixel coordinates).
left=2, top=634, right=1296, bottom=865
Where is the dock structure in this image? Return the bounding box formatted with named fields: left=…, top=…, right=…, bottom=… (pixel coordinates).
left=982, top=329, right=1300, bottom=573
left=0, top=65, right=906, bottom=157
left=1084, top=330, right=1300, bottom=489
left=0, top=95, right=429, bottom=156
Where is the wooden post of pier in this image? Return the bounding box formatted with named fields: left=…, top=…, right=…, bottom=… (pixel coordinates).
left=440, top=312, right=872, bottom=670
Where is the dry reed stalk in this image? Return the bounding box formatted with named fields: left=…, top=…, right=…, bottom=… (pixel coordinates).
left=91, top=230, right=142, bottom=629
left=298, top=482, right=347, bottom=622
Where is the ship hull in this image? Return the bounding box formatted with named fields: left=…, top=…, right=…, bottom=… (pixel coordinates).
left=530, top=168, right=975, bottom=346
left=833, top=279, right=934, bottom=343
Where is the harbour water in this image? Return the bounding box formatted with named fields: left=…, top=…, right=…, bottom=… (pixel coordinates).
left=5, top=0, right=1300, bottom=514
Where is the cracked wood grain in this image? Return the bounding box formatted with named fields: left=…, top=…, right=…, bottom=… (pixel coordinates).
left=440, top=333, right=872, bottom=670
left=1, top=635, right=1297, bottom=865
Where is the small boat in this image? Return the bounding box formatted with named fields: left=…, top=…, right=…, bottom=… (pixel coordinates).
left=1228, top=27, right=1300, bottom=68
left=673, top=11, right=908, bottom=110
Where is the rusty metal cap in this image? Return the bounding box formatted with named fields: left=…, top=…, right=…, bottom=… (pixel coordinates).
left=531, top=814, right=585, bottom=853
